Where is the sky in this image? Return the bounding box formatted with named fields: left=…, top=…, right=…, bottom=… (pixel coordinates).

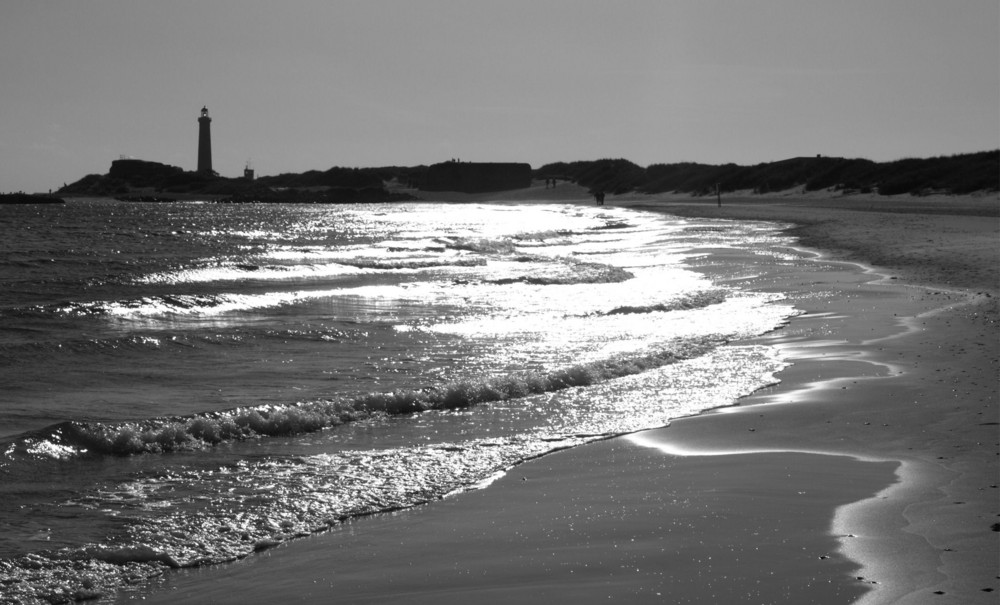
left=1, top=0, right=997, bottom=193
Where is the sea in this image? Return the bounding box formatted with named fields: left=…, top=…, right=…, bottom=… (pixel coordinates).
left=0, top=198, right=802, bottom=603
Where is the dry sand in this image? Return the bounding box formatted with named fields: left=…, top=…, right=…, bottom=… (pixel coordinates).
left=122, top=183, right=998, bottom=604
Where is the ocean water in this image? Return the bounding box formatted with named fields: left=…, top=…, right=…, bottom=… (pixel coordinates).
left=0, top=199, right=799, bottom=603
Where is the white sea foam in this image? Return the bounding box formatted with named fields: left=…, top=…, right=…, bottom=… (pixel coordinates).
left=139, top=261, right=367, bottom=285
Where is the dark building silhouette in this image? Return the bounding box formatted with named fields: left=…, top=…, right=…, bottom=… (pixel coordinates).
left=197, top=106, right=213, bottom=174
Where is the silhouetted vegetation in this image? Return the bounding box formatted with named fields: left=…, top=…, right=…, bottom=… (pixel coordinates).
left=536, top=150, right=998, bottom=196
left=58, top=160, right=421, bottom=202
left=59, top=151, right=996, bottom=201
left=256, top=166, right=384, bottom=189
left=60, top=160, right=210, bottom=196
left=421, top=162, right=532, bottom=193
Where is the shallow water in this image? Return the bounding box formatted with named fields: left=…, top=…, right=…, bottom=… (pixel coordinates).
left=0, top=199, right=799, bottom=603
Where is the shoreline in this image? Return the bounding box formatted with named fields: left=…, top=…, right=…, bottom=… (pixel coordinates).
left=623, top=252, right=995, bottom=603
left=129, top=446, right=898, bottom=604
left=120, top=187, right=998, bottom=603
left=622, top=188, right=998, bottom=602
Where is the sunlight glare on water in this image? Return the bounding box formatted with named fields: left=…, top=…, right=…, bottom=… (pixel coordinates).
left=0, top=200, right=806, bottom=604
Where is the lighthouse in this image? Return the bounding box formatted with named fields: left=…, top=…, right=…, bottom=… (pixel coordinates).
left=197, top=106, right=213, bottom=174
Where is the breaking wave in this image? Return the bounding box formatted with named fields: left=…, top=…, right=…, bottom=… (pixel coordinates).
left=20, top=287, right=371, bottom=321
left=20, top=338, right=720, bottom=458
left=600, top=290, right=729, bottom=315
left=332, top=257, right=486, bottom=270
left=0, top=342, right=788, bottom=605
left=489, top=260, right=634, bottom=286
left=139, top=261, right=364, bottom=285
left=439, top=236, right=519, bottom=254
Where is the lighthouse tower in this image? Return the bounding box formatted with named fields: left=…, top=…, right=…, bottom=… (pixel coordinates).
left=197, top=106, right=213, bottom=174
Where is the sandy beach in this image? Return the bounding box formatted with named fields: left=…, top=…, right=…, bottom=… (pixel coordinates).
left=121, top=184, right=998, bottom=604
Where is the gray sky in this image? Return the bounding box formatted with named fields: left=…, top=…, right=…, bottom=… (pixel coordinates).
left=1, top=0, right=997, bottom=193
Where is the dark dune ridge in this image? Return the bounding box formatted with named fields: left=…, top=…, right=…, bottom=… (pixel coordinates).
left=57, top=150, right=998, bottom=201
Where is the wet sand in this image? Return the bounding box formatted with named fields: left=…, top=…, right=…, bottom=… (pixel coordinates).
left=121, top=184, right=998, bottom=604
left=128, top=445, right=896, bottom=604
left=622, top=188, right=999, bottom=603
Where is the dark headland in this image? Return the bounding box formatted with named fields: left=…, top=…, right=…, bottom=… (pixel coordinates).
left=56, top=150, right=998, bottom=202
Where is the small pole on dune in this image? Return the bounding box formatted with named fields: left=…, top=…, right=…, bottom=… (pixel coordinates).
left=716, top=183, right=722, bottom=207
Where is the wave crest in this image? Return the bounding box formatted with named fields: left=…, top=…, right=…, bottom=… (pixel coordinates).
left=601, top=290, right=728, bottom=315
left=333, top=257, right=486, bottom=270
left=27, top=339, right=719, bottom=457
left=440, top=237, right=517, bottom=254
left=490, top=259, right=634, bottom=286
